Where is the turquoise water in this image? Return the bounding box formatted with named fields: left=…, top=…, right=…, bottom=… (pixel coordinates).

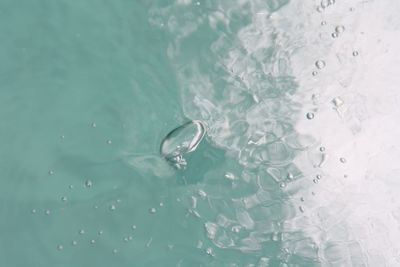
left=2, top=0, right=400, bottom=266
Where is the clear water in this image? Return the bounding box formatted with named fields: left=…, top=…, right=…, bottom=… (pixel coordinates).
left=2, top=0, right=400, bottom=266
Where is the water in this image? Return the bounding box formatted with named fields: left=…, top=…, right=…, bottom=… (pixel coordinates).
left=1, top=0, right=400, bottom=266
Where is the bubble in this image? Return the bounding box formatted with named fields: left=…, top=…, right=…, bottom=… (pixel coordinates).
left=315, top=60, right=326, bottom=69
left=353, top=51, right=359, bottom=56
left=79, top=229, right=85, bottom=235
left=287, top=173, right=294, bottom=180
left=45, top=209, right=51, bottom=215
left=149, top=208, right=157, bottom=214
left=300, top=197, right=305, bottom=202
left=271, top=232, right=280, bottom=241
left=128, top=236, right=133, bottom=241
left=231, top=226, right=241, bottom=233
left=57, top=245, right=63, bottom=251
left=319, top=146, right=326, bottom=152
left=206, top=247, right=214, bottom=256
left=91, top=122, right=96, bottom=128
left=113, top=249, right=118, bottom=254
left=90, top=239, right=96, bottom=244
left=316, top=174, right=322, bottom=180
left=224, top=172, right=235, bottom=180
left=48, top=170, right=54, bottom=175
left=61, top=196, right=67, bottom=202
left=131, top=225, right=137, bottom=230
left=313, top=179, right=319, bottom=184
left=332, top=32, right=338, bottom=38
left=340, top=157, right=347, bottom=163
left=107, top=140, right=112, bottom=144
left=85, top=180, right=92, bottom=188
left=31, top=209, right=36, bottom=214
left=299, top=206, right=305, bottom=213
left=98, top=230, right=103, bottom=235
left=321, top=21, right=327, bottom=26
left=306, top=112, right=315, bottom=120
left=60, top=135, right=65, bottom=139
left=109, top=204, right=116, bottom=211
left=316, top=6, right=324, bottom=12
left=123, top=237, right=129, bottom=242
left=69, top=185, right=74, bottom=189
left=335, top=25, right=345, bottom=33
left=312, top=71, right=318, bottom=76
left=160, top=120, right=206, bottom=169
left=72, top=240, right=78, bottom=246
left=195, top=1, right=200, bottom=5
left=279, top=182, right=287, bottom=188
left=159, top=202, right=164, bottom=207
left=198, top=190, right=207, bottom=198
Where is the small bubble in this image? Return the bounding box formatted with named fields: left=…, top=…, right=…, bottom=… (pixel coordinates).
left=45, top=209, right=51, bottom=215
left=224, top=172, right=235, bottom=180
left=60, top=135, right=65, bottom=139
left=107, top=140, right=112, bottom=144
left=69, top=185, right=74, bottom=189
left=91, top=122, right=96, bottom=128
left=61, top=196, right=68, bottom=202
left=131, top=225, right=137, bottom=230
left=123, top=237, right=129, bottom=242
left=319, top=146, right=326, bottom=152
left=353, top=51, right=359, bottom=56
left=344, top=174, right=348, bottom=178
left=48, top=170, right=54, bottom=175
left=113, top=249, right=118, bottom=254
left=57, top=245, right=64, bottom=251
left=312, top=71, right=318, bottom=76
left=313, top=179, right=319, bottom=184
left=128, top=236, right=133, bottom=241
left=196, top=1, right=200, bottom=5
left=271, top=232, right=280, bottom=241
left=31, top=209, right=36, bottom=214
left=109, top=204, right=116, bottom=211
left=335, top=25, right=345, bottom=33
left=206, top=247, right=214, bottom=256
left=321, top=21, right=327, bottom=26
left=316, top=174, right=322, bottom=180
left=332, top=32, right=338, bottom=38
left=85, top=180, right=92, bottom=188
left=79, top=229, right=85, bottom=235
left=98, top=230, right=103, bottom=235
left=287, top=173, right=294, bottom=180
left=231, top=226, right=241, bottom=233
left=306, top=112, right=315, bottom=120
left=315, top=60, right=326, bottom=69
left=300, top=197, right=305, bottom=202
left=159, top=202, right=164, bottom=207
left=340, top=157, right=347, bottom=163
left=350, top=7, right=355, bottom=12
left=279, top=182, right=287, bottom=188
left=316, top=6, right=324, bottom=12
left=72, top=240, right=78, bottom=246
left=149, top=207, right=157, bottom=214
left=299, top=206, right=305, bottom=213
left=90, top=239, right=96, bottom=244
left=198, top=190, right=207, bottom=198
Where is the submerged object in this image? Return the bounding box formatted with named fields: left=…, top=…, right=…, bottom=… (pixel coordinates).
left=160, top=120, right=206, bottom=169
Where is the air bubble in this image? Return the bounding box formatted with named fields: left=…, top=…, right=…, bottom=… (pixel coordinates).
left=90, top=239, right=96, bottom=244
left=79, top=229, right=85, bottom=235
left=149, top=208, right=157, bottom=214
left=69, top=185, right=74, bottom=189
left=321, top=21, right=327, bottom=26
left=306, top=112, right=315, bottom=120
left=312, top=71, right=318, bottom=76
left=340, top=157, right=347, bottom=163
left=131, top=225, right=137, bottom=230
left=85, top=180, right=92, bottom=188
left=224, top=172, right=235, bottom=180
left=299, top=206, right=305, bottom=213
left=232, top=226, right=241, bottom=233
left=335, top=25, right=345, bottom=33
left=206, top=247, right=214, bottom=256
left=315, top=60, right=326, bottom=69
left=107, top=140, right=112, bottom=144
left=72, top=240, right=77, bottom=246
left=198, top=190, right=207, bottom=198
left=113, top=249, right=118, bottom=254
left=31, top=209, right=36, bottom=214
left=332, top=32, right=338, bottom=38
left=45, top=209, right=51, bottom=215
left=353, top=51, right=359, bottom=56
left=279, top=182, right=287, bottom=188
left=319, top=146, right=326, bottom=152
left=61, top=196, right=67, bottom=202
left=287, top=173, right=294, bottom=180
left=123, top=237, right=129, bottom=242
left=91, top=122, right=96, bottom=128
left=128, top=236, right=133, bottom=241
left=48, top=170, right=54, bottom=175
left=109, top=204, right=116, bottom=211
left=98, top=230, right=103, bottom=235
left=313, top=179, right=319, bottom=184
left=160, top=120, right=206, bottom=169
left=57, top=245, right=63, bottom=251
left=159, top=202, right=164, bottom=207
left=60, top=135, right=65, bottom=139
left=316, top=174, right=322, bottom=180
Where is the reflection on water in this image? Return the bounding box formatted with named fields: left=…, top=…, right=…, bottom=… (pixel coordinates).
left=149, top=0, right=400, bottom=266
